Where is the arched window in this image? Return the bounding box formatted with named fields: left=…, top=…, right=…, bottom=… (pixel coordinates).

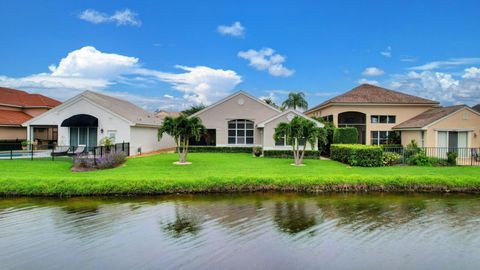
left=228, top=119, right=254, bottom=145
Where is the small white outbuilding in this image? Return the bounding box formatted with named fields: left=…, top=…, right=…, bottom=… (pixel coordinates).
left=23, top=91, right=175, bottom=155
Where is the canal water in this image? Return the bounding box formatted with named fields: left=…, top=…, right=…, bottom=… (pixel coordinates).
left=1, top=193, right=479, bottom=270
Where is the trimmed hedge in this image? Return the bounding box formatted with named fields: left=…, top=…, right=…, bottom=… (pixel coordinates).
left=263, top=150, right=320, bottom=159
left=331, top=144, right=383, bottom=167
left=188, top=146, right=253, bottom=153
left=333, top=128, right=358, bottom=144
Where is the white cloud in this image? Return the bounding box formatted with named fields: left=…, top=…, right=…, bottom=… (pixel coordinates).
left=408, top=58, right=480, bottom=71
left=79, top=9, right=141, bottom=26
left=217, top=21, right=245, bottom=37
left=380, top=46, right=392, bottom=58
left=400, top=56, right=417, bottom=62
left=238, top=48, right=294, bottom=77
left=358, top=78, right=380, bottom=85
left=362, top=67, right=385, bottom=77
left=462, top=67, right=480, bottom=79
left=387, top=67, right=480, bottom=105
left=0, top=46, right=242, bottom=110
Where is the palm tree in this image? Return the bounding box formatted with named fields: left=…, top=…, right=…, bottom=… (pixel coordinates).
left=282, top=92, right=308, bottom=111
left=274, top=116, right=326, bottom=166
left=158, top=115, right=206, bottom=164
left=181, top=104, right=206, bottom=116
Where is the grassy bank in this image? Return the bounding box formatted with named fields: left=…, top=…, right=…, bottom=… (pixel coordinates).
left=1, top=153, right=480, bottom=196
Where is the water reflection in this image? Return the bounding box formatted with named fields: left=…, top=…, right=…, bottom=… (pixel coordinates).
left=1, top=193, right=480, bottom=270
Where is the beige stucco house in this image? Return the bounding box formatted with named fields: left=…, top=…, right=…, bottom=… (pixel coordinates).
left=306, top=84, right=480, bottom=148
left=192, top=91, right=323, bottom=150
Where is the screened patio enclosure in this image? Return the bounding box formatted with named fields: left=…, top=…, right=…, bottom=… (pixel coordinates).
left=61, top=114, right=98, bottom=150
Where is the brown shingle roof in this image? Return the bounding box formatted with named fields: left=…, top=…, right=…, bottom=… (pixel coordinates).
left=307, top=84, right=439, bottom=112
left=393, top=105, right=466, bottom=129
left=0, top=109, right=33, bottom=126
left=0, top=87, right=61, bottom=108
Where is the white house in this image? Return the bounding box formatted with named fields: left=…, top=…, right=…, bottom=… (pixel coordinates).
left=23, top=91, right=175, bottom=155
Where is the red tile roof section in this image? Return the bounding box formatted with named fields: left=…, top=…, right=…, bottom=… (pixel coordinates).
left=0, top=110, right=33, bottom=126
left=0, top=87, right=61, bottom=108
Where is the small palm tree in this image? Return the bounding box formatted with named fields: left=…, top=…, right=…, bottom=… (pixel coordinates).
left=274, top=116, right=326, bottom=166
left=158, top=115, right=206, bottom=164
left=282, top=92, right=308, bottom=111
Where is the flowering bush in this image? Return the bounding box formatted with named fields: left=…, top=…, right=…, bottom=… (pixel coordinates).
left=73, top=152, right=126, bottom=170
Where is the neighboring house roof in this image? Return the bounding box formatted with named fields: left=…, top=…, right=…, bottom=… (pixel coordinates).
left=0, top=110, right=33, bottom=126
left=0, top=86, right=61, bottom=108
left=191, top=90, right=281, bottom=117
left=472, top=104, right=480, bottom=112
left=256, top=109, right=324, bottom=128
left=393, top=105, right=469, bottom=130
left=306, top=84, right=439, bottom=113
left=155, top=110, right=181, bottom=119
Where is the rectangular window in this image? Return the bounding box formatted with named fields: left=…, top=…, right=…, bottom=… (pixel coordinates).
left=227, top=119, right=254, bottom=145
left=107, top=130, right=117, bottom=143
left=371, top=131, right=391, bottom=145
left=371, top=115, right=396, bottom=124
left=275, top=136, right=286, bottom=146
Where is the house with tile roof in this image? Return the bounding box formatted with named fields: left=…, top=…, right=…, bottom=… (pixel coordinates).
left=306, top=84, right=480, bottom=148
left=23, top=91, right=175, bottom=155
left=0, top=87, right=61, bottom=145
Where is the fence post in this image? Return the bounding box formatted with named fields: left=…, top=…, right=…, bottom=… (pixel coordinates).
left=52, top=146, right=54, bottom=161
left=122, top=141, right=125, bottom=153
left=100, top=146, right=103, bottom=158
left=93, top=146, right=97, bottom=165
left=10, top=145, right=13, bottom=160
left=31, top=144, right=33, bottom=160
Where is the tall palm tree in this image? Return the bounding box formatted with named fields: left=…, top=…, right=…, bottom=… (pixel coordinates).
left=282, top=92, right=308, bottom=111
left=158, top=115, right=206, bottom=164
left=274, top=116, right=326, bottom=166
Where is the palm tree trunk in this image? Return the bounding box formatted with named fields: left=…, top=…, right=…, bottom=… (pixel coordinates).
left=176, top=136, right=182, bottom=162
left=299, top=143, right=307, bottom=165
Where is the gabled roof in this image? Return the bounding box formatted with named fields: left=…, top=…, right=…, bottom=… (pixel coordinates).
left=80, top=91, right=162, bottom=126
left=256, top=109, right=324, bottom=128
left=191, top=90, right=281, bottom=117
left=0, top=86, right=61, bottom=108
left=0, top=110, right=32, bottom=126
left=24, top=91, right=162, bottom=127
left=473, top=104, right=480, bottom=112
left=393, top=105, right=472, bottom=130
left=306, top=84, right=439, bottom=113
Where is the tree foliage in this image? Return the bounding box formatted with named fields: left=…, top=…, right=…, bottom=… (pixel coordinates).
left=282, top=92, right=308, bottom=111
left=273, top=116, right=326, bottom=166
left=158, top=115, right=206, bottom=163
left=181, top=104, right=206, bottom=116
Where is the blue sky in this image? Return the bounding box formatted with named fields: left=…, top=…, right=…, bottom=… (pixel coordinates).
left=1, top=0, right=479, bottom=111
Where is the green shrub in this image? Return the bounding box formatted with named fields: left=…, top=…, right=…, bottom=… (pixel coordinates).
left=189, top=146, right=253, bottom=153
left=381, top=144, right=403, bottom=149
left=447, top=151, right=458, bottom=166
left=331, top=144, right=383, bottom=167
left=333, top=128, right=358, bottom=144
left=407, top=151, right=431, bottom=166
left=263, top=150, right=320, bottom=159
left=383, top=152, right=402, bottom=166
left=404, top=140, right=421, bottom=159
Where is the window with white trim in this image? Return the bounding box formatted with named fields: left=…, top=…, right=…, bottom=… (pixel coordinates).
left=275, top=135, right=286, bottom=146
left=228, top=119, right=254, bottom=145
left=371, top=115, right=396, bottom=124
left=371, top=131, right=390, bottom=145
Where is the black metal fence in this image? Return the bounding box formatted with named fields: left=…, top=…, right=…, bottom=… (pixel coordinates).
left=0, top=142, right=130, bottom=160
left=383, top=146, right=480, bottom=166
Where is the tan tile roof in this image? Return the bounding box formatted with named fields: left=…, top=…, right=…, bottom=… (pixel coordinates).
left=82, top=91, right=162, bottom=126
left=393, top=105, right=465, bottom=129
left=307, top=84, right=439, bottom=112
left=0, top=87, right=61, bottom=108
left=0, top=109, right=32, bottom=126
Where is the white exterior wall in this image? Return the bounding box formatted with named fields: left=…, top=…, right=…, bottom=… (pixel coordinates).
left=130, top=126, right=175, bottom=155
left=25, top=98, right=132, bottom=146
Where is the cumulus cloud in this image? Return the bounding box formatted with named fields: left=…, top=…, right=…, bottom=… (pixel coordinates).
left=358, top=78, right=380, bottom=85
left=380, top=46, right=392, bottom=58
left=0, top=46, right=242, bottom=110
left=217, top=21, right=245, bottom=37
left=362, top=67, right=384, bottom=77
left=238, top=48, right=294, bottom=77
left=387, top=67, right=480, bottom=105
left=79, top=9, right=141, bottom=26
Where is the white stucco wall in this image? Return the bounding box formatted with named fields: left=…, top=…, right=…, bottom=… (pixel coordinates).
left=130, top=126, right=175, bottom=155
left=26, top=98, right=132, bottom=146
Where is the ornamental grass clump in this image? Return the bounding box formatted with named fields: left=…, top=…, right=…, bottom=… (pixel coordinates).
left=73, top=152, right=126, bottom=171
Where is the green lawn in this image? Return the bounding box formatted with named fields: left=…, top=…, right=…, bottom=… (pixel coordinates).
left=0, top=153, right=479, bottom=196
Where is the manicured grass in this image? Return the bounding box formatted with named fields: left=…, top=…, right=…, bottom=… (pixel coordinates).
left=0, top=153, right=480, bottom=196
